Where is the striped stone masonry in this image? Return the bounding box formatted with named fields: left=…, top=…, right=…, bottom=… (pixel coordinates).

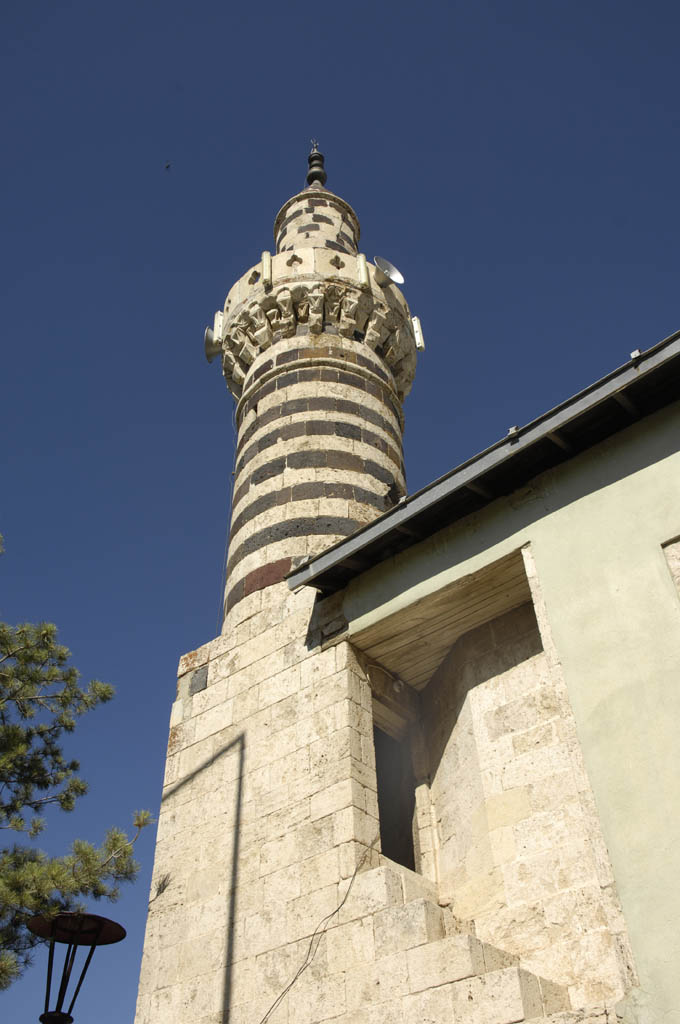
left=135, top=582, right=607, bottom=1024
left=223, top=334, right=408, bottom=620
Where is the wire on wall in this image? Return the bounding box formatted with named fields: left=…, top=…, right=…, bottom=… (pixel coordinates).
left=257, top=833, right=380, bottom=1024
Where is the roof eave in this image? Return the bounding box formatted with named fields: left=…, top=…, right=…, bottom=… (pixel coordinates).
left=287, top=329, right=680, bottom=595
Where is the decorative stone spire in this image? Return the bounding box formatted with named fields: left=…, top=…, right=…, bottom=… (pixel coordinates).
left=306, top=140, right=327, bottom=188
left=205, top=161, right=417, bottom=625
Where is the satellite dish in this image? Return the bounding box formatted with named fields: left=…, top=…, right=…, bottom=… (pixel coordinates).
left=204, top=326, right=223, bottom=364
left=373, top=256, right=405, bottom=288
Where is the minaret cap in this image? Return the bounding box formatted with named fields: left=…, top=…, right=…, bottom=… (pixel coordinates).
left=273, top=145, right=360, bottom=254
left=306, top=140, right=327, bottom=188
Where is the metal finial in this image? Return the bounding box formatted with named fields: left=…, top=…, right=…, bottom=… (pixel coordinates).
left=306, top=142, right=327, bottom=187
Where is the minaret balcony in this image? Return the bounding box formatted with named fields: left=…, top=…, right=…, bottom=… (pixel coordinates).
left=211, top=250, right=417, bottom=404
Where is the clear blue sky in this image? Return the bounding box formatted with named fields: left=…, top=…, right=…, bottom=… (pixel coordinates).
left=2, top=1, right=678, bottom=1019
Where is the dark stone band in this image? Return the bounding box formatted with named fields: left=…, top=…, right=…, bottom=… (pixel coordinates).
left=248, top=346, right=390, bottom=387
left=234, top=419, right=403, bottom=477
left=229, top=481, right=388, bottom=544
left=237, top=395, right=401, bottom=452
left=239, top=365, right=401, bottom=426
left=232, top=476, right=251, bottom=510
left=225, top=556, right=293, bottom=615
left=231, top=448, right=404, bottom=512
left=226, top=516, right=362, bottom=575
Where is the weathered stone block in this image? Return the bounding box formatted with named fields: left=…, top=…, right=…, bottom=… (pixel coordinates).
left=286, top=882, right=339, bottom=943
left=326, top=916, right=374, bottom=972
left=485, top=787, right=532, bottom=830
left=338, top=865, right=404, bottom=924
left=310, top=778, right=358, bottom=821
left=243, top=903, right=289, bottom=958
left=344, top=950, right=410, bottom=1012
left=501, top=743, right=573, bottom=789
left=260, top=831, right=299, bottom=876
left=406, top=933, right=483, bottom=992
left=332, top=805, right=379, bottom=847
left=262, top=862, right=301, bottom=905
left=373, top=898, right=445, bottom=957
left=193, top=700, right=234, bottom=743
left=402, top=983, right=454, bottom=1024
left=539, top=975, right=571, bottom=1013
left=451, top=967, right=526, bottom=1024
left=258, top=663, right=300, bottom=708
left=299, top=847, right=340, bottom=895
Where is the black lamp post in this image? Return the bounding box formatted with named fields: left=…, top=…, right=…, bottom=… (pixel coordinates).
left=27, top=911, right=126, bottom=1024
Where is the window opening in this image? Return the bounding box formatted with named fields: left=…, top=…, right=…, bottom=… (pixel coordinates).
left=373, top=725, right=416, bottom=871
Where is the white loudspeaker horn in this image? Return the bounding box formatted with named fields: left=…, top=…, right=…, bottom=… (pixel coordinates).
left=204, top=311, right=224, bottom=363
left=204, top=326, right=223, bottom=363
left=373, top=256, right=405, bottom=288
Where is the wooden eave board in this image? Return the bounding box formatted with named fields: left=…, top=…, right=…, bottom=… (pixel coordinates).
left=351, top=550, right=531, bottom=690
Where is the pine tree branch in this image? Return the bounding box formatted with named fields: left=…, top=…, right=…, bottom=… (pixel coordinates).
left=97, top=823, right=147, bottom=871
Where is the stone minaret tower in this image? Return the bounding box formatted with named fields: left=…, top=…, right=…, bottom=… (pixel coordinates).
left=214, top=145, right=416, bottom=625
left=134, top=151, right=419, bottom=1024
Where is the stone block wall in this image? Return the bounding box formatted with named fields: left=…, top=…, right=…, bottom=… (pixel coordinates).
left=136, top=582, right=382, bottom=1024
left=418, top=592, right=633, bottom=1007
left=136, top=567, right=634, bottom=1024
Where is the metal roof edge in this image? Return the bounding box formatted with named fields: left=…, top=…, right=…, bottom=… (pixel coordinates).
left=287, top=329, right=680, bottom=592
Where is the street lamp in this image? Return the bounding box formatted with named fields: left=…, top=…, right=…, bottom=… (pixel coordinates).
left=27, top=911, right=126, bottom=1024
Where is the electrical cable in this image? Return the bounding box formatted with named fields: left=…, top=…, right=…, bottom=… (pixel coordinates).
left=257, top=833, right=380, bottom=1024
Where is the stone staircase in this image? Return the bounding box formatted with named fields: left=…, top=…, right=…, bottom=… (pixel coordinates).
left=402, top=929, right=570, bottom=1022
left=318, top=860, right=613, bottom=1024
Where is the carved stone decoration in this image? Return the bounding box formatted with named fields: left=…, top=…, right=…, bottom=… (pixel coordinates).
left=220, top=274, right=417, bottom=399
left=364, top=306, right=390, bottom=351
left=248, top=302, right=273, bottom=350
left=308, top=288, right=325, bottom=334
left=325, top=286, right=344, bottom=324
left=239, top=338, right=258, bottom=366
left=222, top=346, right=245, bottom=388
left=231, top=324, right=250, bottom=356
left=354, top=294, right=372, bottom=336
left=338, top=293, right=358, bottom=338
left=222, top=348, right=236, bottom=375
left=265, top=287, right=295, bottom=338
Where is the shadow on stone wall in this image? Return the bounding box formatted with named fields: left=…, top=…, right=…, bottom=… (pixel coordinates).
left=161, top=732, right=246, bottom=1024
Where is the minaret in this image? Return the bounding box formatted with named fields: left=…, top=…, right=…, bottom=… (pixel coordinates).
left=209, top=145, right=417, bottom=625
left=134, top=152, right=420, bottom=1024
